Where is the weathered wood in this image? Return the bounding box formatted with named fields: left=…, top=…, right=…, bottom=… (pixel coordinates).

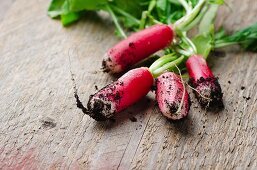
left=0, top=0, right=15, bottom=23
left=0, top=0, right=257, bottom=169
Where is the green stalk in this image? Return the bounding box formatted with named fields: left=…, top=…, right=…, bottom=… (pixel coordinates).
left=214, top=41, right=238, bottom=48
left=169, top=0, right=181, bottom=5
left=174, top=47, right=193, bottom=57
left=106, top=5, right=127, bottom=39
left=178, top=0, right=192, bottom=14
left=139, top=11, right=148, bottom=29
left=147, top=14, right=163, bottom=25
left=139, top=0, right=156, bottom=29
left=174, top=0, right=206, bottom=32
left=181, top=32, right=197, bottom=54
left=148, top=0, right=157, bottom=11
left=111, top=5, right=140, bottom=26
left=182, top=5, right=208, bottom=31
left=149, top=53, right=177, bottom=73
left=198, top=4, right=218, bottom=34
left=151, top=55, right=185, bottom=78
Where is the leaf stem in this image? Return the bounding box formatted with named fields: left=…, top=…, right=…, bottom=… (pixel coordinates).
left=151, top=55, right=185, bottom=78
left=110, top=5, right=140, bottom=25
left=174, top=47, right=193, bottom=57
left=181, top=32, right=197, bottom=54
left=182, top=5, right=208, bottom=31
left=149, top=53, right=177, bottom=73
left=214, top=41, right=238, bottom=48
left=106, top=5, right=127, bottom=39
left=178, top=0, right=192, bottom=14
left=174, top=0, right=206, bottom=32
left=139, top=0, right=157, bottom=29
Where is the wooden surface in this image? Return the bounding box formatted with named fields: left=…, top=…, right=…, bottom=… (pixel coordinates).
left=0, top=0, right=257, bottom=169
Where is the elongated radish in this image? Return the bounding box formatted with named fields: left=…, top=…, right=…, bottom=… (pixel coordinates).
left=84, top=67, right=153, bottom=121
left=186, top=55, right=223, bottom=109
left=156, top=72, right=190, bottom=120
left=102, top=24, right=174, bottom=73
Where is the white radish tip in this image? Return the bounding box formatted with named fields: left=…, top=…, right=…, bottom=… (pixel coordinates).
left=162, top=104, right=189, bottom=120
left=102, top=54, right=122, bottom=73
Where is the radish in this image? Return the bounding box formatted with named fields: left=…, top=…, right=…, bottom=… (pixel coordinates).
left=102, top=24, right=174, bottom=73
left=76, top=67, right=154, bottom=121
left=186, top=55, right=224, bottom=109
left=156, top=72, right=190, bottom=120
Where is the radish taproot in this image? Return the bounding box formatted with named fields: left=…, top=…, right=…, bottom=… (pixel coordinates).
left=102, top=24, right=174, bottom=73
left=156, top=72, right=190, bottom=120
left=186, top=55, right=224, bottom=109
left=75, top=67, right=154, bottom=121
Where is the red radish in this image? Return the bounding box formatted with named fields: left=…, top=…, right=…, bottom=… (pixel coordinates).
left=85, top=67, right=153, bottom=121
left=186, top=55, right=223, bottom=109
left=156, top=72, right=190, bottom=120
left=102, top=24, right=174, bottom=73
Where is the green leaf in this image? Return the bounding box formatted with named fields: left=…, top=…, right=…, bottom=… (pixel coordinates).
left=208, top=0, right=224, bottom=5
left=106, top=5, right=127, bottom=38
left=242, top=39, right=257, bottom=52
left=48, top=0, right=67, bottom=18
left=190, top=0, right=199, bottom=6
left=61, top=12, right=80, bottom=26
left=47, top=0, right=215, bottom=40
left=169, top=0, right=180, bottom=5
left=48, top=0, right=80, bottom=26
left=193, top=34, right=213, bottom=58
left=192, top=28, right=214, bottom=58
left=68, top=0, right=108, bottom=11
left=214, top=27, right=226, bottom=39
left=156, top=0, right=168, bottom=18
left=111, top=5, right=140, bottom=29
left=215, top=22, right=257, bottom=52
left=115, top=0, right=148, bottom=17
left=167, top=10, right=184, bottom=24
left=198, top=4, right=218, bottom=34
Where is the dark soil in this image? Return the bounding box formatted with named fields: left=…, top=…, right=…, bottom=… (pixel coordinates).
left=129, top=116, right=137, bottom=122
left=189, top=76, right=224, bottom=111
left=102, top=56, right=111, bottom=73
left=95, top=85, right=98, bottom=90
left=40, top=118, right=56, bottom=129
left=71, top=70, right=109, bottom=121
left=87, top=97, right=109, bottom=121
left=243, top=96, right=251, bottom=101
left=165, top=100, right=179, bottom=114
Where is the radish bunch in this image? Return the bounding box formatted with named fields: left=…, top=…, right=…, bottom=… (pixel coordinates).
left=74, top=0, right=232, bottom=122
left=75, top=24, right=193, bottom=121
left=73, top=0, right=257, bottom=122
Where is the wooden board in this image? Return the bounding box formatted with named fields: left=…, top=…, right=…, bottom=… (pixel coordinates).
left=0, top=0, right=15, bottom=22
left=0, top=0, right=257, bottom=169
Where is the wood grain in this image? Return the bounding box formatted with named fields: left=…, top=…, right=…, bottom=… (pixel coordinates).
left=0, top=0, right=257, bottom=169
left=0, top=0, right=15, bottom=23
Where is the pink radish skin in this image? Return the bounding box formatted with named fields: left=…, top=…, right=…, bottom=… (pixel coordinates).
left=87, top=67, right=153, bottom=121
left=156, top=72, right=190, bottom=120
left=102, top=24, right=174, bottom=73
left=186, top=55, right=223, bottom=109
